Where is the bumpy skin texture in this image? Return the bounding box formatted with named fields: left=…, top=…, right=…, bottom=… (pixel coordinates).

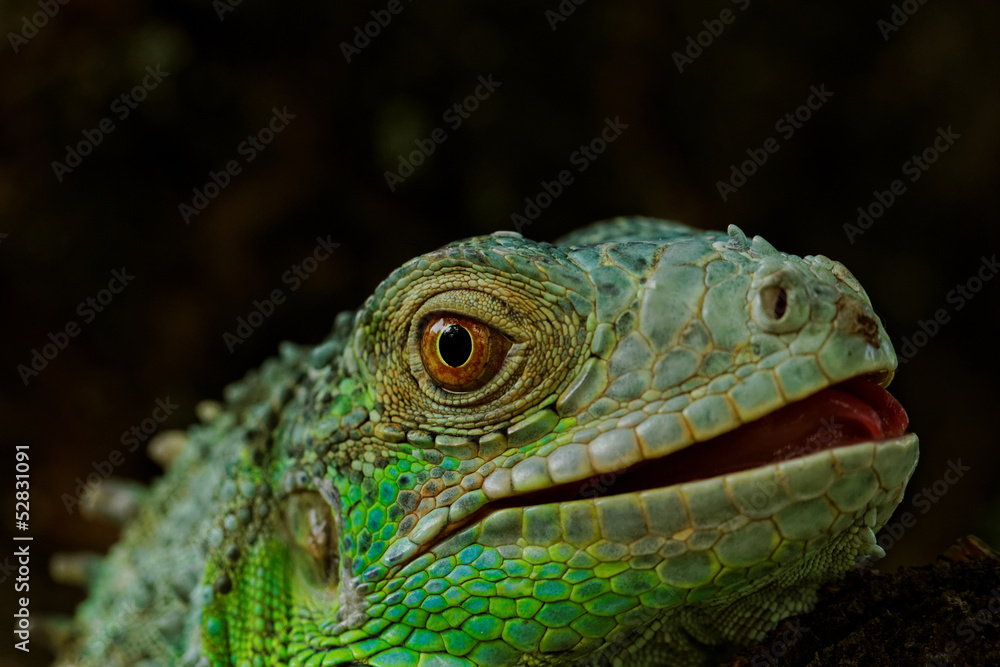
left=58, top=218, right=919, bottom=667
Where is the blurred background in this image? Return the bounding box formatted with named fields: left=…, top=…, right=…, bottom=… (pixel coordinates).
left=1, top=0, right=997, bottom=664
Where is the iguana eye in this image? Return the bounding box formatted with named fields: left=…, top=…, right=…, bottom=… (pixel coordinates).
left=420, top=314, right=511, bottom=392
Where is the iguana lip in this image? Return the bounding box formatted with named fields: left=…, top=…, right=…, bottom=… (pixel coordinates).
left=418, top=377, right=914, bottom=583
left=500, top=375, right=909, bottom=505
left=622, top=376, right=909, bottom=491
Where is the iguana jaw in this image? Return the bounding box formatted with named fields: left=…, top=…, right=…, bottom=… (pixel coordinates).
left=407, top=373, right=919, bottom=617
left=478, top=373, right=911, bottom=509
left=587, top=374, right=909, bottom=494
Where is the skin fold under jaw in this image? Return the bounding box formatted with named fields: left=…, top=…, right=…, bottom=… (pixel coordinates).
left=57, top=217, right=919, bottom=667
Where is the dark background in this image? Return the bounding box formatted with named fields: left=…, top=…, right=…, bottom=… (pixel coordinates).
left=1, top=0, right=997, bottom=665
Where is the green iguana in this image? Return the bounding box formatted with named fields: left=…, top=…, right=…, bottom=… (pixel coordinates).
left=54, top=218, right=918, bottom=666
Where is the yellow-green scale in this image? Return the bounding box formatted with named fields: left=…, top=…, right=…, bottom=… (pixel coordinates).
left=204, top=540, right=292, bottom=667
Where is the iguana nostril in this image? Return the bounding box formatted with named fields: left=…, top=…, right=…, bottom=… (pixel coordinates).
left=773, top=287, right=788, bottom=319
left=752, top=274, right=809, bottom=333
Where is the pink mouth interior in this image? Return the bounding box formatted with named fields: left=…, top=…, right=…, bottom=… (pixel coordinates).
left=648, top=377, right=910, bottom=486
left=460, top=378, right=911, bottom=525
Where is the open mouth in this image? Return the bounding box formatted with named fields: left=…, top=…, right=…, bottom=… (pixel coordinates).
left=499, top=375, right=911, bottom=507
left=593, top=374, right=908, bottom=495
left=385, top=374, right=915, bottom=568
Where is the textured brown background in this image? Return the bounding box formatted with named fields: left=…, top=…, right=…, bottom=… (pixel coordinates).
left=1, top=0, right=998, bottom=664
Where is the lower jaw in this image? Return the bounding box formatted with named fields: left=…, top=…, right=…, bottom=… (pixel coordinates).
left=455, top=434, right=919, bottom=578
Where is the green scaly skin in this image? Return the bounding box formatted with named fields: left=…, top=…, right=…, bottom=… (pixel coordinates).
left=58, top=218, right=919, bottom=666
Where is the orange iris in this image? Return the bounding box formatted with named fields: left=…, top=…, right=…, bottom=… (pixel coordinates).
left=420, top=315, right=511, bottom=392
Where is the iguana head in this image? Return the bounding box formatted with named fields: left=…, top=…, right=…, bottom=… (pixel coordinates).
left=203, top=218, right=918, bottom=666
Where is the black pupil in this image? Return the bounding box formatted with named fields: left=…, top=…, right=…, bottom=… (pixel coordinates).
left=774, top=288, right=788, bottom=319
left=439, top=324, right=473, bottom=367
